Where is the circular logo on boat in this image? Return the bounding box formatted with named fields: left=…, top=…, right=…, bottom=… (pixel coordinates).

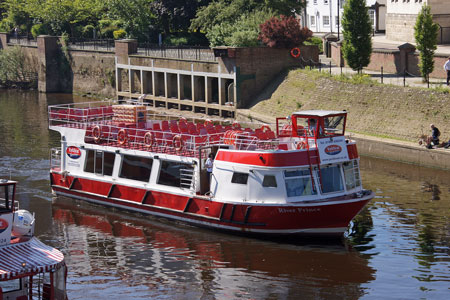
left=324, top=145, right=342, bottom=155
left=0, top=218, right=9, bottom=234
left=66, top=146, right=81, bottom=159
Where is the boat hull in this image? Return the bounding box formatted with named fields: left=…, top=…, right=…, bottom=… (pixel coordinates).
left=50, top=172, right=373, bottom=236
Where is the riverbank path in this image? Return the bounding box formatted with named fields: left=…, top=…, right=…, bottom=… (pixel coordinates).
left=317, top=34, right=450, bottom=89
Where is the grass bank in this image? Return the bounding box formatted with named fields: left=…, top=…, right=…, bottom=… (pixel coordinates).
left=245, top=68, right=450, bottom=143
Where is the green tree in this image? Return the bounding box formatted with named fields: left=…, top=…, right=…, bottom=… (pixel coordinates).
left=190, top=0, right=305, bottom=33
left=0, top=0, right=32, bottom=32
left=206, top=9, right=274, bottom=47
left=414, top=4, right=438, bottom=82
left=105, top=0, right=156, bottom=40
left=341, top=0, right=372, bottom=72
left=150, top=0, right=210, bottom=36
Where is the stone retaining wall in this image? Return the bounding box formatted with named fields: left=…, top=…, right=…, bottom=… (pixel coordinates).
left=0, top=33, right=318, bottom=107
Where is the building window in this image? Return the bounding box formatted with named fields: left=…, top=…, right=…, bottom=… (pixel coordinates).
left=262, top=175, right=277, bottom=188
left=335, top=16, right=340, bottom=27
left=84, top=150, right=115, bottom=176
left=368, top=9, right=375, bottom=27
left=157, top=160, right=193, bottom=187
left=319, top=165, right=344, bottom=194
left=119, top=155, right=153, bottom=182
left=323, top=16, right=330, bottom=27
left=231, top=172, right=249, bottom=184
left=310, top=15, right=315, bottom=27
left=284, top=169, right=316, bottom=197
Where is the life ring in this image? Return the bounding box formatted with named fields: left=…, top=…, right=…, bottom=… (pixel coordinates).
left=260, top=125, right=271, bottom=132
left=232, top=121, right=240, bottom=130
left=92, top=125, right=102, bottom=143
left=144, top=132, right=154, bottom=147
left=204, top=119, right=212, bottom=126
left=290, top=47, right=301, bottom=58
left=173, top=134, right=183, bottom=151
left=297, top=141, right=307, bottom=150
left=118, top=129, right=128, bottom=145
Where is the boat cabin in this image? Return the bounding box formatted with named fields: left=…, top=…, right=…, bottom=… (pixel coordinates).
left=0, top=180, right=67, bottom=300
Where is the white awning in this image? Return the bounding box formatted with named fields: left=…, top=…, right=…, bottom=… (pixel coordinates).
left=0, top=237, right=65, bottom=280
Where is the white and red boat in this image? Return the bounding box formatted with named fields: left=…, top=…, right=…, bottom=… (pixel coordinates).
left=48, top=100, right=373, bottom=236
left=0, top=179, right=67, bottom=300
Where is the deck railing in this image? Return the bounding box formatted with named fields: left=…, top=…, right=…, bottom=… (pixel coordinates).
left=48, top=101, right=325, bottom=156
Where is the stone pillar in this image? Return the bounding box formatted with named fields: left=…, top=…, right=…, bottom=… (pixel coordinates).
left=0, top=32, right=9, bottom=49
left=115, top=39, right=138, bottom=64
left=37, top=35, right=61, bottom=93
left=398, top=43, right=416, bottom=74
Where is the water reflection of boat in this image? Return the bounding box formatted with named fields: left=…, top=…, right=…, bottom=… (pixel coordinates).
left=0, top=179, right=67, bottom=300
left=52, top=196, right=375, bottom=298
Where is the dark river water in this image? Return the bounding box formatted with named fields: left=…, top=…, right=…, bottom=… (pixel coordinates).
left=0, top=90, right=449, bottom=299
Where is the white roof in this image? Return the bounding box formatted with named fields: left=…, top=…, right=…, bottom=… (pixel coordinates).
left=293, top=110, right=347, bottom=117
left=0, top=237, right=65, bottom=279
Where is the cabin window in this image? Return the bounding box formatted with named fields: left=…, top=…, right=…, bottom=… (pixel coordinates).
left=0, top=183, right=14, bottom=212
left=157, top=160, right=194, bottom=188
left=84, top=150, right=115, bottom=176
left=0, top=278, right=21, bottom=292
left=262, top=175, right=277, bottom=188
left=119, top=155, right=153, bottom=182
left=320, top=165, right=344, bottom=193
left=323, top=115, right=345, bottom=136
left=284, top=169, right=316, bottom=197
left=231, top=172, right=248, bottom=184
left=343, top=160, right=361, bottom=190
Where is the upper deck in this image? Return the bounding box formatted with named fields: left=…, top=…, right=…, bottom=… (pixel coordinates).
left=48, top=101, right=353, bottom=161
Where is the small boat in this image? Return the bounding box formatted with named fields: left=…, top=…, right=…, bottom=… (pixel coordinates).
left=0, top=179, right=66, bottom=300
left=48, top=100, right=374, bottom=236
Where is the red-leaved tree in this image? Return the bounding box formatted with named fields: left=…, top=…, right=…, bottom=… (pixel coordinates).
left=258, top=15, right=312, bottom=48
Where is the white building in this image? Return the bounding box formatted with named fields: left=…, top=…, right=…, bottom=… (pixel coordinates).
left=305, top=0, right=387, bottom=35
left=386, top=0, right=450, bottom=43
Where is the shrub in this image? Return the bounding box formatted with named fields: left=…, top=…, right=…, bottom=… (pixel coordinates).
left=82, top=25, right=95, bottom=38
left=164, top=32, right=209, bottom=46
left=259, top=15, right=312, bottom=48
left=304, top=36, right=323, bottom=54
left=164, top=35, right=188, bottom=46
left=31, top=23, right=49, bottom=38
left=0, top=46, right=37, bottom=87
left=207, top=9, right=274, bottom=47
left=113, top=29, right=127, bottom=39
left=99, top=20, right=119, bottom=38
left=0, top=19, right=12, bottom=32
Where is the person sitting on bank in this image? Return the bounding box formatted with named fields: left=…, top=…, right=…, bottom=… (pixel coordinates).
left=426, top=124, right=441, bottom=149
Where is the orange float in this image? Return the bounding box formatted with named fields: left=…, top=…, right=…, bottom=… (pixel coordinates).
left=92, top=125, right=102, bottom=143
left=118, top=129, right=128, bottom=145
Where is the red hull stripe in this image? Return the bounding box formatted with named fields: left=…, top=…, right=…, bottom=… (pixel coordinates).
left=0, top=237, right=65, bottom=280
left=216, top=144, right=358, bottom=167
left=51, top=173, right=372, bottom=234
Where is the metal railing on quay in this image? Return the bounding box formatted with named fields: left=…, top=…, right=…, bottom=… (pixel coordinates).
left=68, top=38, right=115, bottom=51
left=8, top=35, right=37, bottom=47
left=136, top=43, right=217, bottom=61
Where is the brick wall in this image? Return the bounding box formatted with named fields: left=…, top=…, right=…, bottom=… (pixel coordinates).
left=367, top=50, right=401, bottom=74
left=233, top=46, right=319, bottom=107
